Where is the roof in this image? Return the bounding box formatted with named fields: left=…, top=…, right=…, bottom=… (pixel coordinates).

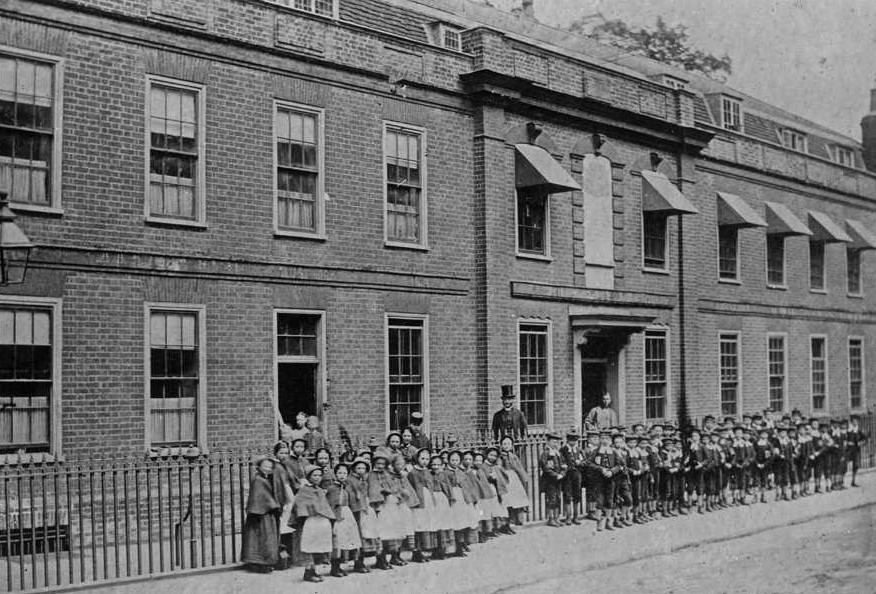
left=340, top=0, right=429, bottom=43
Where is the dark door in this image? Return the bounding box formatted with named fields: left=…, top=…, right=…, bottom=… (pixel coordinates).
left=278, top=362, right=318, bottom=423
left=582, top=359, right=607, bottom=426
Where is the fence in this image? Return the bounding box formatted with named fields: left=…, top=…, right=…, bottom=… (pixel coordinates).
left=0, top=415, right=874, bottom=592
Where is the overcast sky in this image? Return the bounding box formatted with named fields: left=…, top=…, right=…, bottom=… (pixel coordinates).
left=492, top=0, right=875, bottom=140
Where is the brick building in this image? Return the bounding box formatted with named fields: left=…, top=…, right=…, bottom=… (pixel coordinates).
left=1, top=0, right=874, bottom=461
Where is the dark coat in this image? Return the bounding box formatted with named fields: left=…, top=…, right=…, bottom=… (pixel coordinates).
left=492, top=407, right=528, bottom=442
left=241, top=473, right=280, bottom=567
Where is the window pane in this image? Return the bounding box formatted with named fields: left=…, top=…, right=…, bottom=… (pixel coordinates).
left=810, top=241, right=825, bottom=290
left=519, top=324, right=548, bottom=425
left=387, top=318, right=425, bottom=431
left=718, top=225, right=738, bottom=280
left=643, top=212, right=667, bottom=268
left=644, top=330, right=667, bottom=420
left=385, top=128, right=423, bottom=244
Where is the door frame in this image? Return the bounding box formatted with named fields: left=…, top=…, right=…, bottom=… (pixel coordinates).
left=273, top=308, right=327, bottom=429
left=573, top=328, right=626, bottom=428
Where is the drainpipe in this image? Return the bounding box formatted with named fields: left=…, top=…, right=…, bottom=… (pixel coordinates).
left=676, top=144, right=691, bottom=442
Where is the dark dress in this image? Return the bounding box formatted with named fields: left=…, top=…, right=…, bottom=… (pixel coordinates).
left=241, top=472, right=281, bottom=568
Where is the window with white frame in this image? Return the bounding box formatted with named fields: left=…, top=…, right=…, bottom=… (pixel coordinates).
left=0, top=304, right=56, bottom=453
left=721, top=96, right=741, bottom=131
left=719, top=332, right=739, bottom=416
left=766, top=234, right=785, bottom=287
left=387, top=317, right=426, bottom=432
left=519, top=322, right=549, bottom=426
left=0, top=51, right=61, bottom=208
left=644, top=330, right=667, bottom=420
left=147, top=78, right=205, bottom=223
left=810, top=336, right=827, bottom=412
left=849, top=337, right=864, bottom=410
left=643, top=211, right=667, bottom=270
left=292, top=0, right=335, bottom=17
left=517, top=188, right=549, bottom=256
left=767, top=335, right=786, bottom=413
left=276, top=311, right=323, bottom=424
left=847, top=248, right=862, bottom=295
left=147, top=307, right=203, bottom=447
left=384, top=125, right=425, bottom=246
left=718, top=225, right=738, bottom=281
left=833, top=146, right=855, bottom=168
left=441, top=26, right=463, bottom=51
left=810, top=241, right=826, bottom=291
left=275, top=103, right=323, bottom=235
left=781, top=129, right=807, bottom=153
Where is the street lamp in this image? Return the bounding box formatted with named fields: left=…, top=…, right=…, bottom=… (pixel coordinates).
left=0, top=191, right=34, bottom=286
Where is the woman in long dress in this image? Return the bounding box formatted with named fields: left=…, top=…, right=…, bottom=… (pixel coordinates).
left=241, top=457, right=281, bottom=573
left=271, top=442, right=298, bottom=568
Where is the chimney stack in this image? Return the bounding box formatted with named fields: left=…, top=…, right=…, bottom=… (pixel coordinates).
left=861, top=86, right=876, bottom=172
left=521, top=0, right=534, bottom=18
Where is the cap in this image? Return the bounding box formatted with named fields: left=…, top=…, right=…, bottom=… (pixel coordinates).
left=367, top=436, right=381, bottom=448
left=304, top=464, right=322, bottom=479
left=546, top=431, right=562, bottom=440
left=351, top=457, right=371, bottom=471
left=566, top=427, right=581, bottom=440
left=291, top=437, right=307, bottom=448
left=333, top=462, right=350, bottom=474
left=371, top=448, right=391, bottom=463
left=385, top=432, right=402, bottom=443
left=586, top=430, right=600, bottom=438
left=501, top=385, right=515, bottom=399
left=410, top=411, right=424, bottom=422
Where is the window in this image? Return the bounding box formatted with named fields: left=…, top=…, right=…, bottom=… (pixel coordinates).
left=0, top=50, right=61, bottom=209
left=849, top=338, right=864, bottom=410
left=809, top=241, right=825, bottom=291
left=517, top=189, right=549, bottom=256
left=719, top=333, right=740, bottom=416
left=519, top=322, right=550, bottom=426
left=147, top=307, right=204, bottom=447
left=718, top=225, right=738, bottom=281
left=292, top=0, right=335, bottom=17
left=274, top=103, right=323, bottom=236
left=767, top=335, right=786, bottom=413
left=147, top=78, right=205, bottom=224
left=643, top=211, right=667, bottom=270
left=441, top=26, right=462, bottom=51
left=810, top=336, right=827, bottom=412
left=0, top=303, right=58, bottom=453
left=644, top=330, right=668, bottom=420
left=721, top=96, right=741, bottom=131
left=833, top=146, right=855, bottom=168
left=387, top=316, right=427, bottom=432
left=781, top=129, right=807, bottom=153
left=384, top=124, right=426, bottom=246
left=275, top=311, right=324, bottom=425
left=847, top=248, right=862, bottom=295
left=766, top=234, right=785, bottom=287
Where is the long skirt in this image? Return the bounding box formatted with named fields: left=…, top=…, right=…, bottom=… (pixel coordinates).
left=279, top=486, right=296, bottom=535
left=301, top=516, right=333, bottom=554
left=398, top=503, right=416, bottom=549
left=356, top=508, right=381, bottom=555
left=412, top=488, right=437, bottom=550
left=449, top=487, right=472, bottom=531
left=376, top=495, right=406, bottom=541
left=332, top=506, right=362, bottom=553
left=504, top=472, right=531, bottom=510
left=241, top=512, right=280, bottom=567
left=488, top=485, right=508, bottom=519
left=432, top=491, right=452, bottom=531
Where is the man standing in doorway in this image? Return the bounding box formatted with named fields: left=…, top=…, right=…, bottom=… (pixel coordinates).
left=492, top=385, right=528, bottom=442
left=584, top=392, right=619, bottom=431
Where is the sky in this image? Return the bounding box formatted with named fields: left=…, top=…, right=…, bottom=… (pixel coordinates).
left=487, top=0, right=876, bottom=140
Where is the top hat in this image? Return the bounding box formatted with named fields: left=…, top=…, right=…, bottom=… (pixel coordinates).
left=501, top=385, right=516, bottom=399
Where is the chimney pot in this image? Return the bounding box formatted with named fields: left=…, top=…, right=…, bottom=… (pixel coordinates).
left=521, top=0, right=534, bottom=18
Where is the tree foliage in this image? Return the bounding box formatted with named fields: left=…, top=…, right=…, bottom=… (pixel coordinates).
left=569, top=16, right=732, bottom=81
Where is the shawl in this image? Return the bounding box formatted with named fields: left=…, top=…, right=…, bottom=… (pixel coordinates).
left=346, top=474, right=369, bottom=513
left=392, top=470, right=421, bottom=508
left=367, top=469, right=395, bottom=505
left=246, top=473, right=280, bottom=516
left=500, top=451, right=529, bottom=489
left=271, top=462, right=294, bottom=507
left=294, top=483, right=335, bottom=520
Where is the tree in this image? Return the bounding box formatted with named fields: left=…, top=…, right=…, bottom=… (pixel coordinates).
left=568, top=16, right=732, bottom=81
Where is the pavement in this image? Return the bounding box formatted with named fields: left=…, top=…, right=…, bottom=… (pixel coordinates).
left=82, top=474, right=875, bottom=594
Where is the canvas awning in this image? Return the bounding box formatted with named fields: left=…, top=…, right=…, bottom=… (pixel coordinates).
left=641, top=170, right=699, bottom=215
left=514, top=143, right=581, bottom=194
left=764, top=202, right=811, bottom=236
left=716, top=192, right=766, bottom=227
left=845, top=219, right=876, bottom=250
left=808, top=211, right=852, bottom=243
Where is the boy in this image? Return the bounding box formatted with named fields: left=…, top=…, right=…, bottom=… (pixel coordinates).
left=846, top=415, right=867, bottom=487
left=612, top=431, right=633, bottom=527
left=590, top=430, right=618, bottom=531
left=560, top=428, right=585, bottom=525
left=539, top=432, right=566, bottom=527
left=582, top=430, right=601, bottom=520
left=753, top=427, right=772, bottom=503
left=684, top=428, right=707, bottom=514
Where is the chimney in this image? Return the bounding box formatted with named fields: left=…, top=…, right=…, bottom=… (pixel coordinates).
left=521, top=0, right=534, bottom=18
left=861, top=87, right=876, bottom=172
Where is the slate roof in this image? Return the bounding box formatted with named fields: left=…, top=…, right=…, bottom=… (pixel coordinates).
left=339, top=0, right=429, bottom=43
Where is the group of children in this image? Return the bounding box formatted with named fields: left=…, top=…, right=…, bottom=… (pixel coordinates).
left=538, top=412, right=868, bottom=530
left=241, top=430, right=532, bottom=583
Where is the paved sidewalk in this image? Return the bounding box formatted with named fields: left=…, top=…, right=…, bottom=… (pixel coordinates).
left=92, top=475, right=875, bottom=594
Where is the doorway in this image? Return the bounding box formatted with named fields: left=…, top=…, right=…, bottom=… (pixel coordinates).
left=578, top=334, right=623, bottom=427
left=582, top=358, right=608, bottom=426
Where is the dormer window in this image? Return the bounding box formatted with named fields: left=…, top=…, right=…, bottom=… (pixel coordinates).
left=662, top=75, right=688, bottom=91
left=291, top=0, right=336, bottom=18
left=440, top=25, right=463, bottom=51
left=781, top=128, right=807, bottom=153
left=721, top=96, right=742, bottom=132
left=833, top=145, right=855, bottom=167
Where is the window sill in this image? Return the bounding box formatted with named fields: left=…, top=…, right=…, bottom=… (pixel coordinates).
left=384, top=241, right=429, bottom=252
left=148, top=446, right=209, bottom=459
left=718, top=278, right=741, bottom=285
left=516, top=252, right=553, bottom=263
left=10, top=203, right=64, bottom=217
left=809, top=288, right=828, bottom=295
left=274, top=229, right=327, bottom=241
left=146, top=216, right=208, bottom=230
left=643, top=266, right=670, bottom=275
left=848, top=292, right=864, bottom=299
left=0, top=452, right=63, bottom=466
left=766, top=283, right=788, bottom=291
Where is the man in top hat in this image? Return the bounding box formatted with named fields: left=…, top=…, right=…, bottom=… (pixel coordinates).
left=407, top=411, right=432, bottom=450
left=584, top=392, right=619, bottom=431
left=492, top=385, right=528, bottom=442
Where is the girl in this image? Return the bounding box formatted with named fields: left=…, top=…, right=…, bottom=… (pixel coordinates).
left=241, top=457, right=280, bottom=573
left=391, top=454, right=419, bottom=564
left=400, top=428, right=418, bottom=465
left=429, top=454, right=454, bottom=559
left=288, top=411, right=309, bottom=442
left=326, top=463, right=362, bottom=577
left=305, top=416, right=326, bottom=457
left=348, top=458, right=378, bottom=572
left=445, top=450, right=475, bottom=555
left=271, top=442, right=297, bottom=568
left=368, top=450, right=405, bottom=570
left=284, top=438, right=309, bottom=487
left=406, top=448, right=437, bottom=562
left=314, top=448, right=335, bottom=488
left=484, top=447, right=513, bottom=535
left=499, top=436, right=531, bottom=527
left=471, top=451, right=500, bottom=540
left=385, top=432, right=404, bottom=460
left=295, top=465, right=335, bottom=583
left=460, top=451, right=481, bottom=547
